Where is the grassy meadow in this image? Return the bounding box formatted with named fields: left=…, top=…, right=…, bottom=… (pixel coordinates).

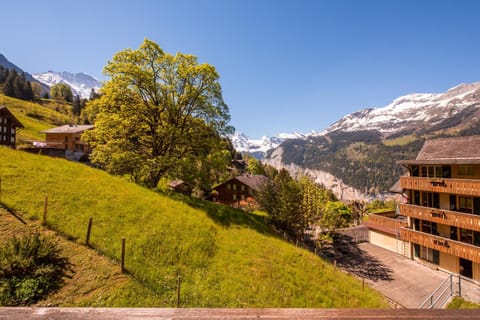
left=0, top=147, right=388, bottom=307
left=0, top=94, right=74, bottom=143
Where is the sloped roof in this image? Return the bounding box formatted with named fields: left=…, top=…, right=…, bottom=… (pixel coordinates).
left=213, top=174, right=268, bottom=192
left=235, top=174, right=268, bottom=192
left=0, top=106, right=24, bottom=128
left=398, top=135, right=480, bottom=165
left=389, top=178, right=402, bottom=194
left=41, top=124, right=94, bottom=134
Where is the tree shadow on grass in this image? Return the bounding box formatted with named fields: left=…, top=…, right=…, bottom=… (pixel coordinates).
left=320, top=235, right=394, bottom=282
left=170, top=193, right=275, bottom=235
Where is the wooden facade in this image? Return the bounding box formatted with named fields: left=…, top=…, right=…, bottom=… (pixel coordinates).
left=364, top=213, right=408, bottom=236
left=41, top=125, right=94, bottom=157
left=400, top=204, right=480, bottom=232
left=367, top=136, right=480, bottom=280
left=0, top=106, right=23, bottom=148
left=40, top=125, right=94, bottom=153
left=211, top=174, right=267, bottom=208
left=401, top=176, right=480, bottom=197
left=400, top=228, right=480, bottom=264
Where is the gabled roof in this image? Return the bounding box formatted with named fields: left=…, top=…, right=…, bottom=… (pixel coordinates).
left=40, top=124, right=94, bottom=134
left=0, top=106, right=24, bottom=128
left=398, top=135, right=480, bottom=165
left=235, top=174, right=268, bottom=192
left=213, top=174, right=268, bottom=192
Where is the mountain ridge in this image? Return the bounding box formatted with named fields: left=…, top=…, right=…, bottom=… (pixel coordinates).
left=33, top=70, right=101, bottom=99
left=0, top=53, right=49, bottom=92
left=234, top=81, right=480, bottom=200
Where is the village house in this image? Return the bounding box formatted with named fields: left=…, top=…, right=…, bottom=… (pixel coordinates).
left=211, top=174, right=267, bottom=209
left=0, top=106, right=24, bottom=148
left=366, top=135, right=480, bottom=281
left=168, top=180, right=193, bottom=196
left=39, top=124, right=94, bottom=160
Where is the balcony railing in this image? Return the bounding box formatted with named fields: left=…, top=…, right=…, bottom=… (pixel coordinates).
left=400, top=176, right=480, bottom=196
left=399, top=204, right=480, bottom=232
left=400, top=228, right=480, bottom=263
left=363, top=213, right=408, bottom=236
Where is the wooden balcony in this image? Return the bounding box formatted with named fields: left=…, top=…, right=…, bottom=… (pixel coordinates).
left=399, top=204, right=480, bottom=232
left=400, top=228, right=480, bottom=263
left=400, top=176, right=480, bottom=196
left=363, top=213, right=408, bottom=236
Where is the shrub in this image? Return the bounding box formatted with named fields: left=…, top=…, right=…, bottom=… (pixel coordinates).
left=0, top=232, right=69, bottom=306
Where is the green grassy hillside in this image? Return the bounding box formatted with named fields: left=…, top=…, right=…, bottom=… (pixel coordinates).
left=0, top=94, right=75, bottom=143
left=0, top=207, right=160, bottom=307
left=0, top=147, right=388, bottom=308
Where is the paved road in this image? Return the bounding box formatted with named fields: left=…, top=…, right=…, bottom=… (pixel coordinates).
left=333, top=242, right=480, bottom=308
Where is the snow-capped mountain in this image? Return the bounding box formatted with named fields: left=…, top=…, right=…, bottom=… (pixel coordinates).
left=323, top=82, right=480, bottom=136
left=261, top=81, right=480, bottom=201
left=233, top=82, right=480, bottom=160
left=33, top=71, right=101, bottom=99
left=229, top=131, right=308, bottom=158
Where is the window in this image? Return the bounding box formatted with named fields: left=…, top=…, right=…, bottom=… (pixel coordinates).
left=413, top=191, right=420, bottom=206
left=421, top=220, right=438, bottom=235
left=421, top=247, right=439, bottom=265
left=241, top=185, right=245, bottom=191
left=459, top=196, right=473, bottom=214
left=442, top=166, right=451, bottom=178
left=412, top=166, right=419, bottom=177
left=421, top=166, right=427, bottom=177
left=422, top=166, right=445, bottom=178
left=421, top=192, right=440, bottom=208
left=458, top=166, right=475, bottom=177
left=232, top=184, right=237, bottom=191
left=232, top=194, right=237, bottom=201
left=227, top=184, right=231, bottom=190
left=460, top=228, right=473, bottom=244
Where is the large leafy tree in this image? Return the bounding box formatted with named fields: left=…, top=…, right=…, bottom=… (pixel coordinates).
left=50, top=83, right=73, bottom=102
left=85, top=39, right=233, bottom=188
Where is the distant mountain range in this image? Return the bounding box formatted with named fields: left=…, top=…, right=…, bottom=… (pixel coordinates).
left=232, top=82, right=480, bottom=201
left=229, top=131, right=310, bottom=159
left=0, top=53, right=101, bottom=99
left=33, top=71, right=101, bottom=99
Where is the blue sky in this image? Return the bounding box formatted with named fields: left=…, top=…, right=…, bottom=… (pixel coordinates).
left=3, top=0, right=480, bottom=138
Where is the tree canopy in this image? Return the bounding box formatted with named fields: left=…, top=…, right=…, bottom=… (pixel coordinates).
left=85, top=39, right=233, bottom=188
left=50, top=83, right=73, bottom=103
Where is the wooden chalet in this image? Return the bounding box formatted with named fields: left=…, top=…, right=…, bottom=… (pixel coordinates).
left=0, top=106, right=24, bottom=148
left=211, top=174, right=267, bottom=208
left=32, top=124, right=95, bottom=160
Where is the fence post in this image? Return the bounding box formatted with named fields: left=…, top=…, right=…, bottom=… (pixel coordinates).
left=362, top=277, right=365, bottom=291
left=42, top=196, right=48, bottom=226
left=176, top=275, right=181, bottom=308
left=121, top=237, right=126, bottom=273
left=86, top=218, right=93, bottom=246
left=458, top=274, right=462, bottom=297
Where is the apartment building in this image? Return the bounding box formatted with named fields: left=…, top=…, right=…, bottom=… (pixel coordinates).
left=368, top=136, right=480, bottom=281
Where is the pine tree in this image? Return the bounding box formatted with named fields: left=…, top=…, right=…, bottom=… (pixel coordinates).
left=72, top=95, right=82, bottom=115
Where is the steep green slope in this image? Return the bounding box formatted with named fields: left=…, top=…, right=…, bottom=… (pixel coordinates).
left=0, top=94, right=75, bottom=143
left=0, top=208, right=160, bottom=307
left=0, top=147, right=387, bottom=307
